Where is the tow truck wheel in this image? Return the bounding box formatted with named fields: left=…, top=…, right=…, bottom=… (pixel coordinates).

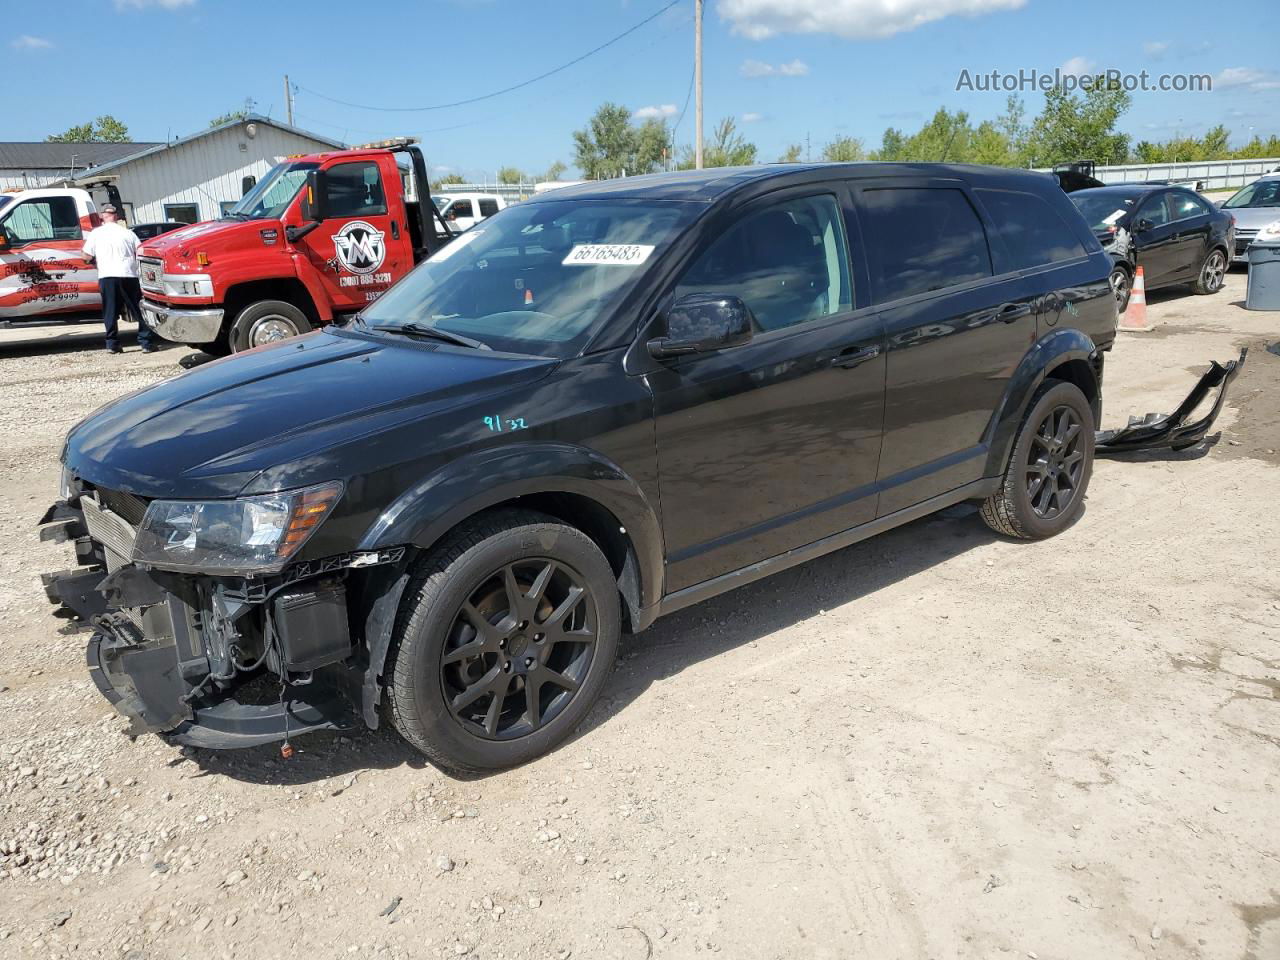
left=229, top=300, right=312, bottom=353
left=385, top=510, right=620, bottom=774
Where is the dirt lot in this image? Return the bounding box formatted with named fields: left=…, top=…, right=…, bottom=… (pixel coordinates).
left=1, top=274, right=1277, bottom=960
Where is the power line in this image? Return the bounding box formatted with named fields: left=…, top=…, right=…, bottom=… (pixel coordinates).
left=297, top=0, right=681, bottom=113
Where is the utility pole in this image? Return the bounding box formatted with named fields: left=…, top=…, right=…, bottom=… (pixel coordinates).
left=284, top=75, right=294, bottom=126
left=694, top=0, right=703, bottom=169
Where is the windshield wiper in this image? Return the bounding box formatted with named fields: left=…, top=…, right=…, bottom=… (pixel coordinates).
left=369, top=322, right=490, bottom=351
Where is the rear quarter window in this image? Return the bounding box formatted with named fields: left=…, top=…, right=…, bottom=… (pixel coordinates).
left=478, top=199, right=500, bottom=217
left=860, top=187, right=993, bottom=302
left=976, top=188, right=1087, bottom=272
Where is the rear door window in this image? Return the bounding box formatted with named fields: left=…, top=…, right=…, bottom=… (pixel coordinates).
left=976, top=189, right=1087, bottom=272
left=478, top=199, right=500, bottom=217
left=860, top=187, right=993, bottom=302
left=674, top=194, right=852, bottom=332
left=1169, top=191, right=1211, bottom=220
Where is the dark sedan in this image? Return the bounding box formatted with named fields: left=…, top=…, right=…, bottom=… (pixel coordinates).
left=1070, top=184, right=1233, bottom=311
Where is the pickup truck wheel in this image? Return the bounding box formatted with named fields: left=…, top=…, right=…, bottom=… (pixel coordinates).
left=385, top=510, right=620, bottom=774
left=980, top=380, right=1094, bottom=540
left=229, top=300, right=311, bottom=353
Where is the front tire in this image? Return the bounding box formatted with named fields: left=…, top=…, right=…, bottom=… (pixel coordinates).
left=385, top=511, right=620, bottom=774
left=1109, top=265, right=1132, bottom=313
left=1193, top=248, right=1227, bottom=295
left=229, top=300, right=311, bottom=353
left=981, top=380, right=1094, bottom=540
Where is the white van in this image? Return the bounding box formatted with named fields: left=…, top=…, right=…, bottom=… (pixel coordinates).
left=430, top=193, right=506, bottom=232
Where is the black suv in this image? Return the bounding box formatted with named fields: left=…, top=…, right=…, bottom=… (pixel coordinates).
left=43, top=163, right=1116, bottom=772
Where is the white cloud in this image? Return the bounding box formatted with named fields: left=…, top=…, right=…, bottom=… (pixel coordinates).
left=633, top=104, right=678, bottom=120
left=1215, top=67, right=1280, bottom=91
left=1060, top=56, right=1095, bottom=77
left=114, top=0, right=196, bottom=9
left=741, top=112, right=764, bottom=122
left=11, top=35, right=52, bottom=49
left=1142, top=41, right=1168, bottom=59
left=719, top=0, right=1024, bottom=40
left=740, top=58, right=809, bottom=77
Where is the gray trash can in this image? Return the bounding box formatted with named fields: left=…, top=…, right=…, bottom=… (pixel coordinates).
left=1245, top=241, right=1280, bottom=310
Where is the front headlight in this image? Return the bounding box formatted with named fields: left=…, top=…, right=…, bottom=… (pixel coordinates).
left=131, top=481, right=343, bottom=575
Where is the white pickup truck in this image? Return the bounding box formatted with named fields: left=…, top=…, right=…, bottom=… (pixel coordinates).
left=429, top=192, right=506, bottom=232
left=0, top=186, right=105, bottom=325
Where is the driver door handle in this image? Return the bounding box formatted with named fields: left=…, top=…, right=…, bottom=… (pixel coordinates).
left=831, top=344, right=881, bottom=369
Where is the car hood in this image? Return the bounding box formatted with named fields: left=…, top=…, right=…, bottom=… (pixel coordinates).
left=64, top=329, right=557, bottom=499
left=139, top=218, right=277, bottom=264
left=1226, top=206, right=1280, bottom=231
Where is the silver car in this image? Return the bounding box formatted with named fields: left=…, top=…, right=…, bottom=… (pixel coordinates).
left=1220, top=172, right=1280, bottom=263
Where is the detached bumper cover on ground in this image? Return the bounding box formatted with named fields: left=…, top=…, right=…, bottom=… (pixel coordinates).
left=1095, top=349, right=1248, bottom=455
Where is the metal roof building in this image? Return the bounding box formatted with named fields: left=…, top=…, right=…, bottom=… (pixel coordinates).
left=0, top=141, right=162, bottom=190
left=1, top=115, right=344, bottom=226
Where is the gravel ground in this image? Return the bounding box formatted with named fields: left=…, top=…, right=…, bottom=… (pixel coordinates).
left=0, top=274, right=1277, bottom=960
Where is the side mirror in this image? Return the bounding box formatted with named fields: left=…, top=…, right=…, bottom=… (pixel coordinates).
left=1135, top=218, right=1153, bottom=233
left=647, top=293, right=754, bottom=359
left=299, top=169, right=326, bottom=223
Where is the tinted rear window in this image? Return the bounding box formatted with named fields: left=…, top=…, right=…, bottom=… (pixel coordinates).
left=977, top=189, right=1087, bottom=272
left=861, top=187, right=993, bottom=302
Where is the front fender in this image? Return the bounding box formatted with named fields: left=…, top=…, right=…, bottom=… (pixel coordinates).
left=982, top=327, right=1099, bottom=478
left=357, top=441, right=665, bottom=617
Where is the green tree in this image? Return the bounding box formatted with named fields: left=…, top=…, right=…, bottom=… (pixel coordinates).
left=777, top=143, right=803, bottom=163
left=572, top=103, right=668, bottom=179
left=541, top=160, right=568, bottom=181
left=209, top=109, right=249, bottom=127
left=46, top=115, right=130, bottom=142
left=497, top=166, right=525, bottom=185
left=821, top=136, right=864, bottom=162
left=871, top=128, right=907, bottom=161
left=678, top=117, right=757, bottom=169
left=1023, top=81, right=1131, bottom=166
left=431, top=173, right=466, bottom=191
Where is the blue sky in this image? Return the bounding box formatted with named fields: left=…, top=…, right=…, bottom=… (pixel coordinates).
left=8, top=0, right=1279, bottom=178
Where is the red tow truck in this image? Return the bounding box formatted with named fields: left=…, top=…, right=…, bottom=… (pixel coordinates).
left=138, top=139, right=454, bottom=354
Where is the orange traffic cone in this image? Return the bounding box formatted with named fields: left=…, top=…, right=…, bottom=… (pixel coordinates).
left=1119, top=265, right=1151, bottom=332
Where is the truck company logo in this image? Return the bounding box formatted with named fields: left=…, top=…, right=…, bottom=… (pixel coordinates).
left=333, top=220, right=386, bottom=275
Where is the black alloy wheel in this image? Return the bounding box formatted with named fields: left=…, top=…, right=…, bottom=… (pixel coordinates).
left=1025, top=405, right=1086, bottom=520
left=441, top=559, right=596, bottom=740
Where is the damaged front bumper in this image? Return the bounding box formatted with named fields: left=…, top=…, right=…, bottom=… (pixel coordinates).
left=1095, top=349, right=1247, bottom=455
left=39, top=487, right=404, bottom=749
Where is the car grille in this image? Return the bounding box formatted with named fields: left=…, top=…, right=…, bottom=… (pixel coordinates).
left=139, top=257, right=164, bottom=295
left=96, top=487, right=149, bottom=526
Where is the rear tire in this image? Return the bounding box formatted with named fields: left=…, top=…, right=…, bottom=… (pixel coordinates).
left=1193, top=248, right=1227, bottom=295
left=981, top=380, right=1094, bottom=540
left=385, top=510, right=620, bottom=774
left=229, top=300, right=311, bottom=353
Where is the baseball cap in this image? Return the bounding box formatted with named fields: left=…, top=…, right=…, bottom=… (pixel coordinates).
left=101, top=204, right=118, bottom=213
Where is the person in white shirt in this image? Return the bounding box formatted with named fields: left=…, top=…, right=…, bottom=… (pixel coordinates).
left=82, top=205, right=157, bottom=354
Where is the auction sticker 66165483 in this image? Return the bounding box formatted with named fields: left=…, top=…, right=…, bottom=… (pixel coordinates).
left=562, top=244, right=655, bottom=266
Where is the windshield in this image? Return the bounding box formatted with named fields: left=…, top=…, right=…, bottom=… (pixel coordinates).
left=360, top=198, right=697, bottom=358
left=431, top=195, right=452, bottom=211
left=1222, top=179, right=1280, bottom=209
left=226, top=161, right=317, bottom=220
left=1071, top=192, right=1139, bottom=231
